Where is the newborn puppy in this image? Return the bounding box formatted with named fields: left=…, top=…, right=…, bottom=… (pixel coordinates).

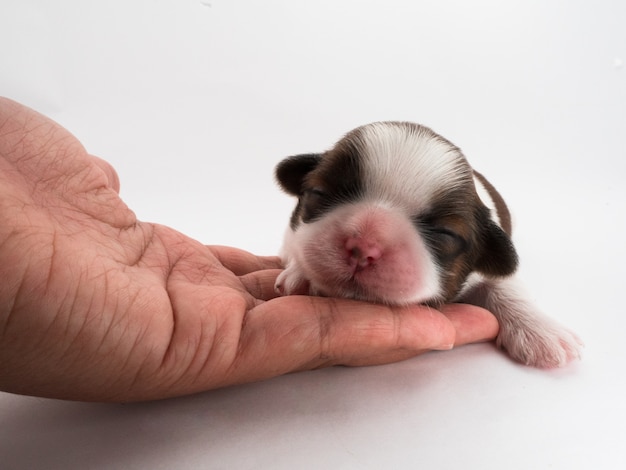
left=274, top=121, right=582, bottom=368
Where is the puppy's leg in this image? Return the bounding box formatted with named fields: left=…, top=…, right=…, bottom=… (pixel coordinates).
left=459, top=276, right=583, bottom=368
left=274, top=261, right=310, bottom=296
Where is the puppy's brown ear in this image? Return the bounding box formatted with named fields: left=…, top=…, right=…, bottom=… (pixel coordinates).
left=475, top=220, right=519, bottom=277
left=275, top=153, right=322, bottom=196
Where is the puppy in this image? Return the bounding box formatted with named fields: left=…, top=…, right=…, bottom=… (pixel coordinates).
left=274, top=121, right=582, bottom=368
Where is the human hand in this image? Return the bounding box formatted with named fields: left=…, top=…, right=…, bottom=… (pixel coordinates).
left=0, top=98, right=499, bottom=402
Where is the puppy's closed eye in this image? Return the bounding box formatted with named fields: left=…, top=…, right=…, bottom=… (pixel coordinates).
left=425, top=227, right=467, bottom=261
left=301, top=188, right=330, bottom=222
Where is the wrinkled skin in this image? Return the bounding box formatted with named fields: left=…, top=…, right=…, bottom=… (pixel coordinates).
left=0, top=98, right=499, bottom=402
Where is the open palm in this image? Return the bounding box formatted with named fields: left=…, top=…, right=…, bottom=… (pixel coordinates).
left=0, top=98, right=498, bottom=402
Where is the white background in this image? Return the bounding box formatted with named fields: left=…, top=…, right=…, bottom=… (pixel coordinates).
left=1, top=0, right=625, bottom=468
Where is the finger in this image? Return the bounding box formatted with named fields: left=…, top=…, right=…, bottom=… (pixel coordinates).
left=439, top=303, right=499, bottom=346
left=228, top=297, right=458, bottom=384
left=91, top=155, right=121, bottom=193
left=209, top=245, right=283, bottom=275
left=239, top=269, right=283, bottom=301
left=314, top=301, right=457, bottom=366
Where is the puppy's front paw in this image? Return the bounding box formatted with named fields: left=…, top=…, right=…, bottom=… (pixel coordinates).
left=497, top=318, right=583, bottom=368
left=274, top=264, right=310, bottom=296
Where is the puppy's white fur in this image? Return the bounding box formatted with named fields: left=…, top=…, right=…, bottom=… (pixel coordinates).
left=459, top=275, right=582, bottom=367
left=360, top=123, right=470, bottom=212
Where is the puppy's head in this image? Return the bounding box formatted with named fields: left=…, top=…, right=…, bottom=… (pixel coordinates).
left=276, top=122, right=517, bottom=306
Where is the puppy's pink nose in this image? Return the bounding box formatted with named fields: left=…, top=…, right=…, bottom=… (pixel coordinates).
left=345, top=237, right=382, bottom=270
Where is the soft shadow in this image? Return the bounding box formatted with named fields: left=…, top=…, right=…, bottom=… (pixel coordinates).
left=0, top=345, right=500, bottom=470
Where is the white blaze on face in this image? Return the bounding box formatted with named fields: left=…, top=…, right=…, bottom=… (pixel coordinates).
left=357, top=123, right=470, bottom=213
